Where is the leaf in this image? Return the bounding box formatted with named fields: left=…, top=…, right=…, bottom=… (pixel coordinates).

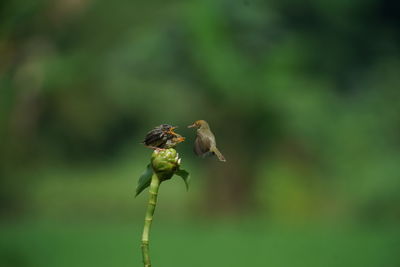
left=135, top=164, right=153, bottom=197
left=175, top=169, right=190, bottom=191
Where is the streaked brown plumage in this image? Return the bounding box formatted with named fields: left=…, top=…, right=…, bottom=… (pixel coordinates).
left=143, top=124, right=185, bottom=149
left=188, top=120, right=226, bottom=162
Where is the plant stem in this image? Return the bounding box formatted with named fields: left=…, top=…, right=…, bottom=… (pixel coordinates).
left=141, top=173, right=161, bottom=267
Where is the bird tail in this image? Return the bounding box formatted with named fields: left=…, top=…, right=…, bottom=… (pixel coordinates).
left=211, top=147, right=226, bottom=162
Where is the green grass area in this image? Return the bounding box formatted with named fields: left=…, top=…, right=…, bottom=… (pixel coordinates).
left=0, top=220, right=399, bottom=267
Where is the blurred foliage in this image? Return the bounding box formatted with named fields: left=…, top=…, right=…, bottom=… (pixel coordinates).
left=0, top=0, right=400, bottom=237
left=1, top=0, right=400, bottom=266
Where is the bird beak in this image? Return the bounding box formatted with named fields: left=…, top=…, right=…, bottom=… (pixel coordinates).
left=188, top=124, right=196, bottom=128
left=176, top=136, right=185, bottom=143
left=168, top=126, right=178, bottom=135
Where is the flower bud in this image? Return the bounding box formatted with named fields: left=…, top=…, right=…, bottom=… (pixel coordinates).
left=151, top=148, right=181, bottom=181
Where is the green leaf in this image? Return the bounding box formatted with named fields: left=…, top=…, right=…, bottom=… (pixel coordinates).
left=175, top=169, right=190, bottom=191
left=135, top=164, right=153, bottom=197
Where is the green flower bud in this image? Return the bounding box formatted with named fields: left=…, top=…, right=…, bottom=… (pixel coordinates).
left=151, top=148, right=181, bottom=181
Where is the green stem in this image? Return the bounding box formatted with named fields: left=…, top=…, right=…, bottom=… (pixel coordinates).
left=141, top=173, right=161, bottom=267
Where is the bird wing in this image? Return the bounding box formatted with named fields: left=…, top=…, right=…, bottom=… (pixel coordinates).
left=144, top=132, right=160, bottom=144
left=143, top=129, right=167, bottom=147
left=194, top=136, right=211, bottom=156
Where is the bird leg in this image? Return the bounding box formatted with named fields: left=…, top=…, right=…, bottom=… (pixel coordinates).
left=145, top=145, right=165, bottom=151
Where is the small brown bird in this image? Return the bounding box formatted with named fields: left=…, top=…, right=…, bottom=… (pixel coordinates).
left=188, top=120, right=226, bottom=162
left=143, top=124, right=185, bottom=149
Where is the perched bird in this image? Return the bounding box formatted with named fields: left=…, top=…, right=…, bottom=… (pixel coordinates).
left=188, top=120, right=226, bottom=162
left=143, top=124, right=185, bottom=149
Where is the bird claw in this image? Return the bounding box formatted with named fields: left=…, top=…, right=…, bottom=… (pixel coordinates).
left=146, top=146, right=165, bottom=151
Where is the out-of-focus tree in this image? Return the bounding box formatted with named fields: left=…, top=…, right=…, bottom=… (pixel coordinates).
left=0, top=0, right=399, bottom=221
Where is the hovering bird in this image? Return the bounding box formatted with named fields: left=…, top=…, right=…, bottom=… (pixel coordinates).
left=188, top=120, right=226, bottom=162
left=143, top=124, right=185, bottom=149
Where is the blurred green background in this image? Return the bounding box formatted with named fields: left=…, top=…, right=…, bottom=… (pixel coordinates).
left=1, top=0, right=400, bottom=266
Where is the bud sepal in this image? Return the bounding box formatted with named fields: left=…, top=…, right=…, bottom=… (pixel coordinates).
left=135, top=148, right=190, bottom=196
